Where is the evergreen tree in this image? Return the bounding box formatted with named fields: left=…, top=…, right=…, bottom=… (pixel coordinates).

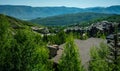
left=32, top=45, right=53, bottom=71
left=89, top=43, right=109, bottom=71
left=55, top=30, right=66, bottom=45
left=14, top=29, right=53, bottom=71
left=58, top=35, right=84, bottom=71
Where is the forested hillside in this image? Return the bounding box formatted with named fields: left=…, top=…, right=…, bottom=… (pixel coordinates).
left=0, top=14, right=38, bottom=28
left=0, top=14, right=54, bottom=71
left=76, top=14, right=120, bottom=27
left=30, top=12, right=112, bottom=26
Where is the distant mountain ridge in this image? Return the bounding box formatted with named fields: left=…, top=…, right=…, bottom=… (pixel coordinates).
left=0, top=5, right=120, bottom=20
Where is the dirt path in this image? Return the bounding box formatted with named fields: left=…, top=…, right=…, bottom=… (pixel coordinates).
left=75, top=38, right=106, bottom=69
left=52, top=38, right=106, bottom=69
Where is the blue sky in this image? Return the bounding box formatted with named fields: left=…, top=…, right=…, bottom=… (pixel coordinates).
left=0, top=0, right=120, bottom=8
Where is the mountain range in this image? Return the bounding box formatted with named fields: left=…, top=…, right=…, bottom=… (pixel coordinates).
left=0, top=5, right=120, bottom=20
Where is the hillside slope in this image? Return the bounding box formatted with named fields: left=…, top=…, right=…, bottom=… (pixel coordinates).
left=0, top=14, right=37, bottom=29
left=30, top=12, right=112, bottom=26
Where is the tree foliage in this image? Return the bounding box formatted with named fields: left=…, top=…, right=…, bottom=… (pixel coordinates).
left=0, top=15, right=53, bottom=71
left=0, top=15, right=14, bottom=71
left=42, top=30, right=66, bottom=45
left=89, top=42, right=110, bottom=71
left=58, top=35, right=84, bottom=71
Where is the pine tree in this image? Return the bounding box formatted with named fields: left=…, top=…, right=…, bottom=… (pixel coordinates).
left=58, top=35, right=84, bottom=71
left=32, top=45, right=53, bottom=71
left=14, top=29, right=53, bottom=71
left=89, top=43, right=109, bottom=71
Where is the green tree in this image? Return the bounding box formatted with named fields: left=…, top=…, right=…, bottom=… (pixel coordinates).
left=0, top=15, right=54, bottom=71
left=89, top=42, right=109, bottom=71
left=0, top=15, right=14, bottom=71
left=15, top=29, right=53, bottom=71
left=32, top=46, right=53, bottom=71
left=55, top=30, right=66, bottom=45
left=44, top=30, right=66, bottom=45
left=58, top=35, right=84, bottom=71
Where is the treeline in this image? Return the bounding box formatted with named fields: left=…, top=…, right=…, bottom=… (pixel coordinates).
left=0, top=15, right=120, bottom=71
